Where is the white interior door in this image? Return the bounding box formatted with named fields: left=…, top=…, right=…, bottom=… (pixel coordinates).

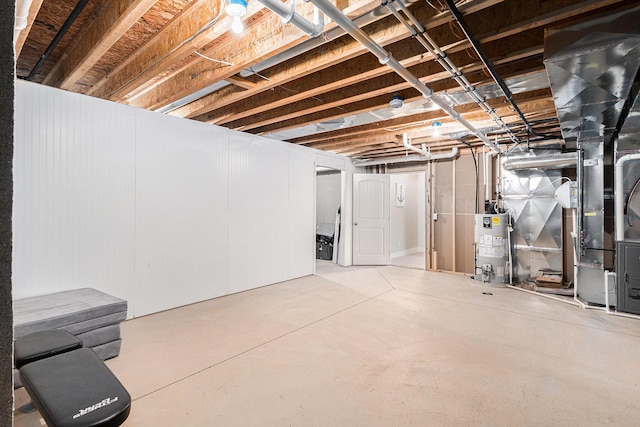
left=353, top=173, right=390, bottom=265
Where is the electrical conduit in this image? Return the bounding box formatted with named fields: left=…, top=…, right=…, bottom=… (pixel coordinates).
left=384, top=0, right=519, bottom=144
left=305, top=0, right=500, bottom=153
left=258, top=0, right=324, bottom=37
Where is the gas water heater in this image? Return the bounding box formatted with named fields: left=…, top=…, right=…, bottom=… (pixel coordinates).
left=474, top=213, right=511, bottom=285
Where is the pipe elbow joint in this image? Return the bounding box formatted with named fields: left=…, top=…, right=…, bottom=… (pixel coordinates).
left=307, top=8, right=324, bottom=37
left=15, top=19, right=28, bottom=31
left=282, top=0, right=296, bottom=24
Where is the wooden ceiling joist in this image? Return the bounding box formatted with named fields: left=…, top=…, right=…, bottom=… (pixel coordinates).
left=172, top=0, right=505, bottom=120
left=15, top=0, right=633, bottom=159
left=43, top=0, right=157, bottom=89
left=86, top=0, right=233, bottom=101
left=184, top=0, right=595, bottom=134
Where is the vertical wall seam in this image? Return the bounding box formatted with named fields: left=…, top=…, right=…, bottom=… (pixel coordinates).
left=132, top=108, right=138, bottom=318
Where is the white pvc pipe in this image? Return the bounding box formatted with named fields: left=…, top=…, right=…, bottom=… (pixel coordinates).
left=259, top=0, right=324, bottom=37
left=569, top=208, right=605, bottom=311
left=571, top=208, right=580, bottom=306
left=484, top=149, right=498, bottom=201
left=615, top=153, right=640, bottom=241
left=506, top=214, right=513, bottom=285
left=306, top=0, right=500, bottom=153
left=402, top=133, right=429, bottom=157
left=15, top=0, right=33, bottom=41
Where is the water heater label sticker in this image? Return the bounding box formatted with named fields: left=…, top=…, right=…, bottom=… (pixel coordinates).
left=493, top=236, right=503, bottom=247
left=479, top=246, right=503, bottom=258
left=492, top=217, right=501, bottom=225
left=479, top=247, right=493, bottom=257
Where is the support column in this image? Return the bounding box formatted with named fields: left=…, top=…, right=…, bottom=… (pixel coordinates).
left=1, top=1, right=15, bottom=423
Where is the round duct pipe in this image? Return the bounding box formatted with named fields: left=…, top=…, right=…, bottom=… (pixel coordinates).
left=353, top=147, right=458, bottom=167
left=503, top=152, right=577, bottom=170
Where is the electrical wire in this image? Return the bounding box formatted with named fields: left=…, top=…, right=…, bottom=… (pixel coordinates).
left=245, top=67, right=324, bottom=102
left=109, top=0, right=227, bottom=98
left=194, top=51, right=233, bottom=66
left=425, top=0, right=442, bottom=12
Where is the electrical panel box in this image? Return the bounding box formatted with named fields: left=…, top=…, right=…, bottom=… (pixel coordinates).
left=616, top=242, right=640, bottom=315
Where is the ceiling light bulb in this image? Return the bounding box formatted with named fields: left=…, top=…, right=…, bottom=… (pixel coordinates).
left=226, top=0, right=247, bottom=17
left=231, top=15, right=244, bottom=34
left=432, top=121, right=442, bottom=136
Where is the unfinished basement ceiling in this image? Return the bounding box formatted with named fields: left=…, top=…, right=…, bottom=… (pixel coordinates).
left=14, top=0, right=639, bottom=159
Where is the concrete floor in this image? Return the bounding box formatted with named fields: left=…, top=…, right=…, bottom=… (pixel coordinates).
left=14, top=263, right=640, bottom=426
left=391, top=251, right=425, bottom=270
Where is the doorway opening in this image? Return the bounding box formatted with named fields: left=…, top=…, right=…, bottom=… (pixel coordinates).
left=316, top=167, right=343, bottom=265
left=352, top=171, right=427, bottom=269
left=390, top=172, right=426, bottom=269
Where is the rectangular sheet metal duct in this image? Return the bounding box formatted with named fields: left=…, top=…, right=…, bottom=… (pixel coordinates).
left=544, top=6, right=640, bottom=305
left=502, top=152, right=564, bottom=284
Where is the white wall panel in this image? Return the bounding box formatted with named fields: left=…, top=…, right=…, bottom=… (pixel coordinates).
left=227, top=134, right=291, bottom=293
left=13, top=81, right=136, bottom=303
left=14, top=81, right=339, bottom=318
left=134, top=112, right=229, bottom=316
left=287, top=147, right=315, bottom=278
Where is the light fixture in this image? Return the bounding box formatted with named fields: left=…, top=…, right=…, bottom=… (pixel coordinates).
left=432, top=121, right=442, bottom=136
left=226, top=0, right=247, bottom=34
left=389, top=94, right=404, bottom=109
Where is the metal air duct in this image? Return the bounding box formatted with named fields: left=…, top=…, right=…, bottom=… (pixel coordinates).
left=503, top=152, right=578, bottom=171
left=617, top=84, right=640, bottom=154
left=544, top=6, right=640, bottom=306
left=353, top=146, right=458, bottom=167
left=544, top=7, right=640, bottom=147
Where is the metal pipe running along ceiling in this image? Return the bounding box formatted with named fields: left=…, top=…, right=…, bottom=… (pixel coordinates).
left=444, top=0, right=531, bottom=137
left=384, top=0, right=519, bottom=145
left=258, top=0, right=325, bottom=37
left=305, top=0, right=500, bottom=153
left=353, top=147, right=459, bottom=167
